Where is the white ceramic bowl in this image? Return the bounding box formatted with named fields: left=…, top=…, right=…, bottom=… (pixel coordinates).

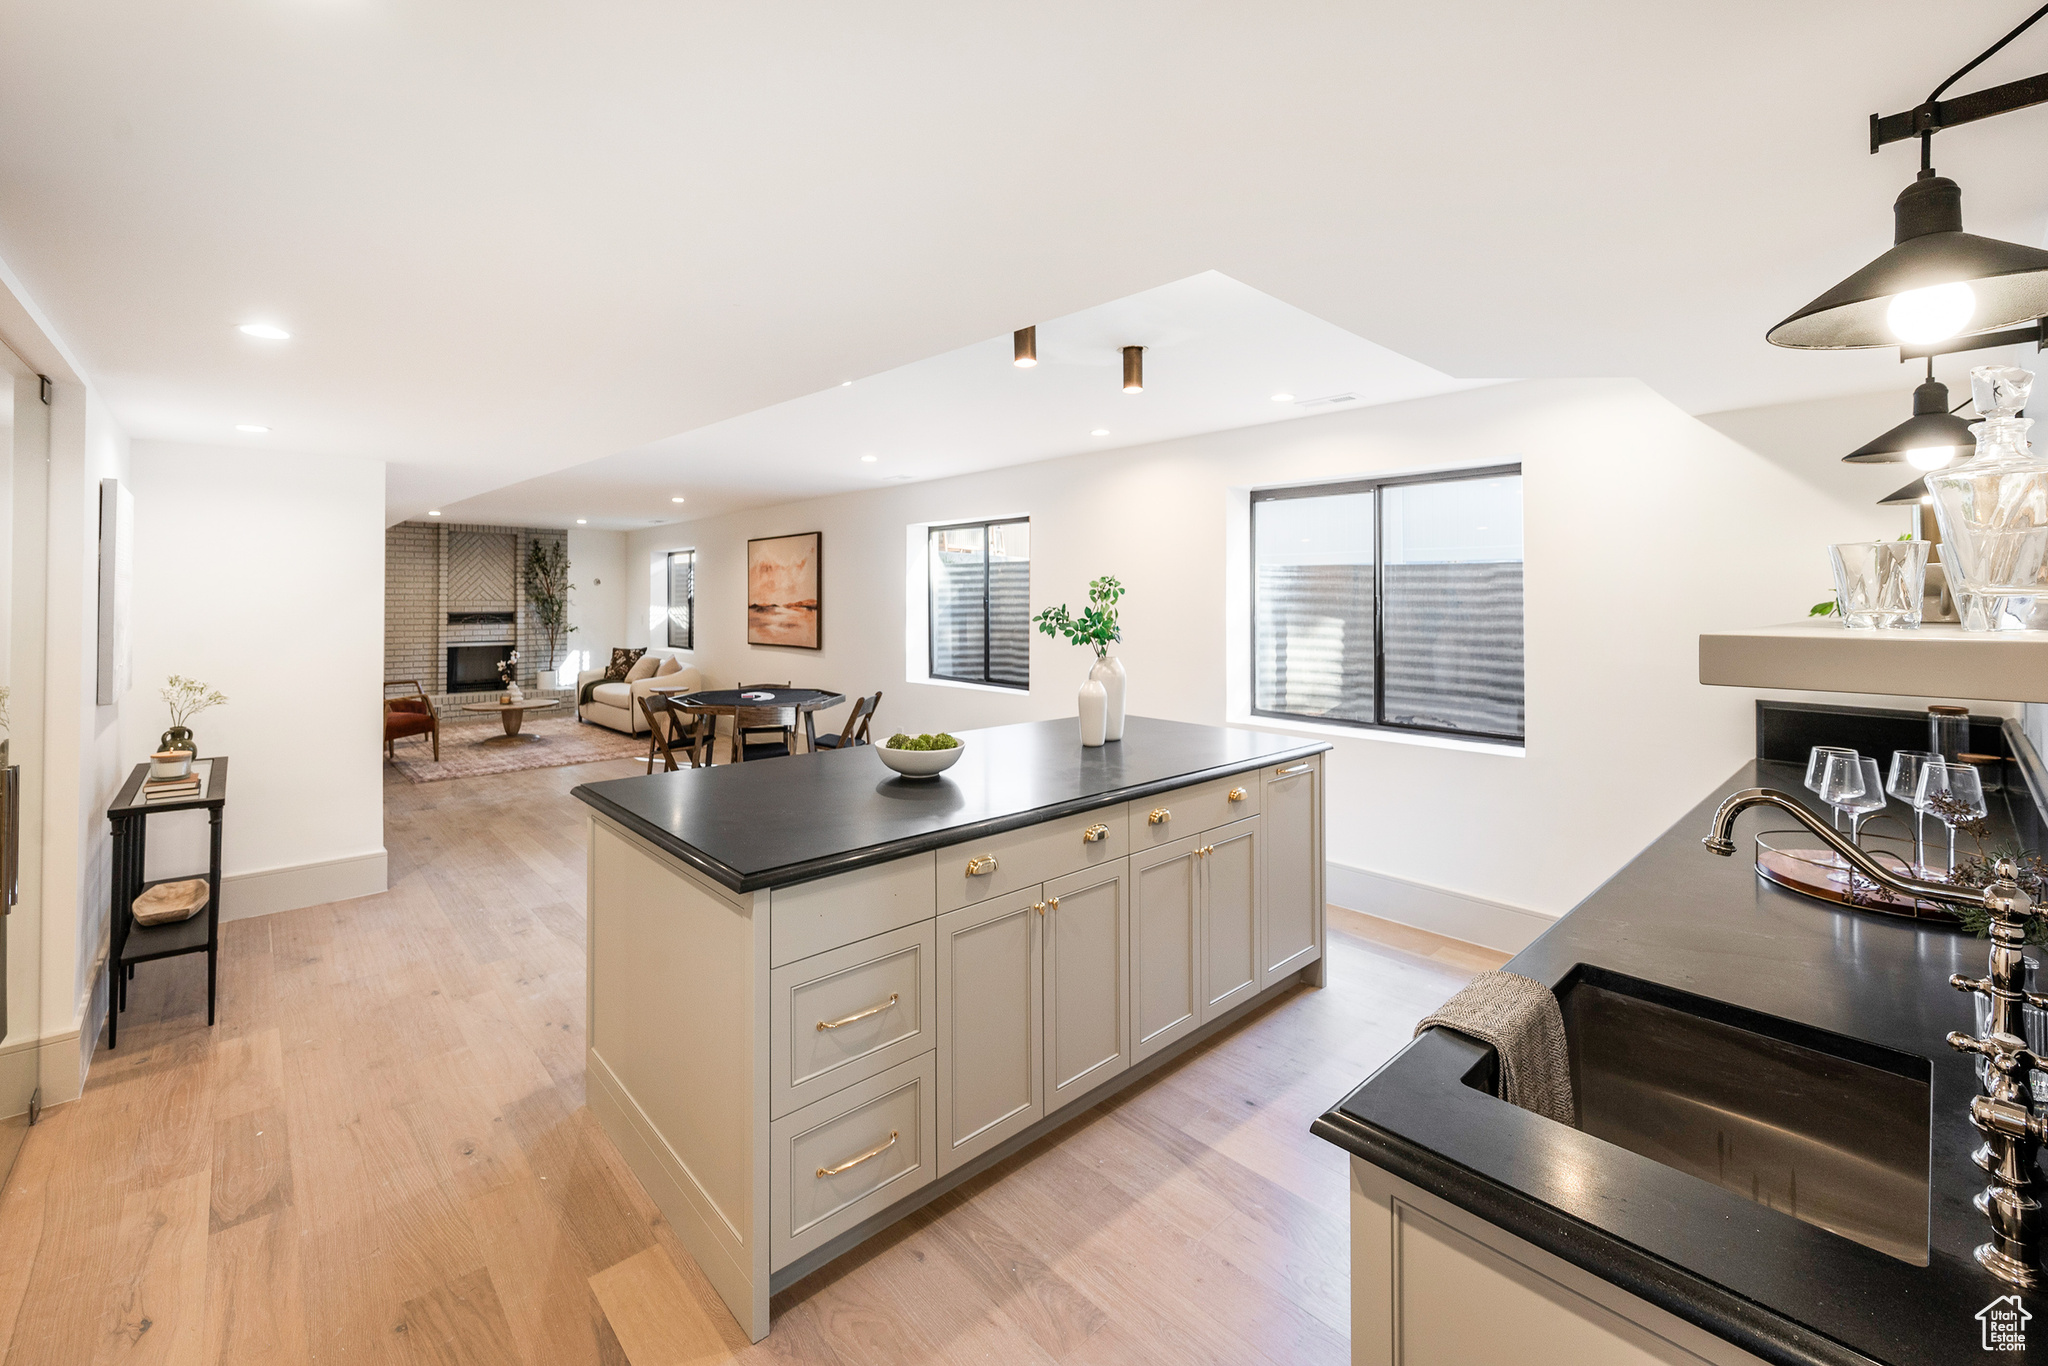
left=875, top=741, right=965, bottom=779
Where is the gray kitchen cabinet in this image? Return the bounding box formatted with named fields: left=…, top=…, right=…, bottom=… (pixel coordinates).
left=934, top=889, right=1044, bottom=1175
left=1043, top=859, right=1130, bottom=1115
left=1131, top=833, right=1204, bottom=1062
left=1202, top=816, right=1261, bottom=1018
left=1261, top=756, right=1323, bottom=986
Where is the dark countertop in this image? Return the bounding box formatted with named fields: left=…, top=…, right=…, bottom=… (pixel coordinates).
left=571, top=715, right=1329, bottom=892
left=1313, top=759, right=2041, bottom=1366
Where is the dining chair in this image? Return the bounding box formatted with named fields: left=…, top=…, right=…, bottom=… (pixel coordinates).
left=734, top=681, right=795, bottom=762
left=813, top=690, right=882, bottom=751
left=641, top=694, right=709, bottom=771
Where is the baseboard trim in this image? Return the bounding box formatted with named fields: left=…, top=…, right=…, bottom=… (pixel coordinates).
left=220, top=849, right=388, bottom=922
left=1326, top=860, right=1555, bottom=955
left=37, top=1029, right=83, bottom=1107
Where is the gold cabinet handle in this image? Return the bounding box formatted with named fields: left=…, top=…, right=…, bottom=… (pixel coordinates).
left=816, top=993, right=899, bottom=1032
left=1196, top=845, right=1214, bottom=858
left=1274, top=762, right=1312, bottom=778
left=1033, top=901, right=1045, bottom=915
left=1228, top=787, right=1247, bottom=802
left=1032, top=895, right=1061, bottom=917
left=966, top=855, right=998, bottom=877
left=1148, top=808, right=1171, bottom=825
left=817, top=1130, right=898, bottom=1178
left=1082, top=823, right=1110, bottom=844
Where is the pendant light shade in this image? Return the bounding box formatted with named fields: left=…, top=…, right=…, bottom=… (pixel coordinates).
left=1767, top=172, right=2048, bottom=349
left=1878, top=475, right=1932, bottom=505
left=1122, top=345, right=1144, bottom=393
left=1014, top=326, right=1037, bottom=367
left=1842, top=373, right=1977, bottom=463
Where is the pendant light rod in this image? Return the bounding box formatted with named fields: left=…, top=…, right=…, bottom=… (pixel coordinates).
left=1896, top=316, right=2048, bottom=361
left=1870, top=2, right=2048, bottom=151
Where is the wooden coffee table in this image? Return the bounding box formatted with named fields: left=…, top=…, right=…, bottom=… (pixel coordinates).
left=460, top=697, right=562, bottom=738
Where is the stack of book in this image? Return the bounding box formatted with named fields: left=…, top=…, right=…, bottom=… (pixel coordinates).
left=142, top=771, right=202, bottom=803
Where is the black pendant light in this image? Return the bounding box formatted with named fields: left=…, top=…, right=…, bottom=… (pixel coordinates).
left=1769, top=4, right=2048, bottom=350
left=1878, top=475, right=1931, bottom=505
left=1842, top=360, right=1977, bottom=464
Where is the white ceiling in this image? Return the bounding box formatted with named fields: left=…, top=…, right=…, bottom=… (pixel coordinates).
left=3, top=2, right=2047, bottom=523
left=449, top=271, right=1502, bottom=528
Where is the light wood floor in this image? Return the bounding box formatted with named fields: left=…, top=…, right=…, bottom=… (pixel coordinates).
left=0, top=754, right=1507, bottom=1366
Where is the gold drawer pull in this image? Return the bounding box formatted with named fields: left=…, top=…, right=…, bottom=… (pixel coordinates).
left=816, top=993, right=898, bottom=1032
left=1082, top=823, right=1110, bottom=844
left=817, top=1130, right=898, bottom=1178
left=966, top=855, right=998, bottom=877
left=1148, top=808, right=1171, bottom=825
left=1274, top=762, right=1312, bottom=778
left=1228, top=787, right=1247, bottom=802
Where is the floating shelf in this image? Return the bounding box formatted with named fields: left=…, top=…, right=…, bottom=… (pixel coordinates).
left=1699, top=622, right=2048, bottom=704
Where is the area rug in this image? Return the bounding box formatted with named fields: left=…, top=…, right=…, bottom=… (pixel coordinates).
left=386, top=716, right=649, bottom=783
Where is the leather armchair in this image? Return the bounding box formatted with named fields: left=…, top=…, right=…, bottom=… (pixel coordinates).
left=384, top=680, right=439, bottom=760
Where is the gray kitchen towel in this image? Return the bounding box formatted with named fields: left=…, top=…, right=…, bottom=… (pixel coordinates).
left=1415, top=971, right=1575, bottom=1126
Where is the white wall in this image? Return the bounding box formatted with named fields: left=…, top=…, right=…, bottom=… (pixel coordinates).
left=624, top=378, right=1912, bottom=947
left=565, top=527, right=627, bottom=679
left=120, top=441, right=387, bottom=920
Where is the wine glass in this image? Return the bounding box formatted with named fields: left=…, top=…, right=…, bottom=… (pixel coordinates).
left=1887, top=749, right=1941, bottom=872
left=1806, top=747, right=1861, bottom=829
left=1816, top=754, right=1871, bottom=877
left=1916, top=759, right=1988, bottom=875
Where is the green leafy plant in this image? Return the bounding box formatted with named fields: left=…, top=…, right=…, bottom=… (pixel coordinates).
left=524, top=538, right=575, bottom=670
left=886, top=732, right=960, bottom=751
left=1808, top=599, right=1839, bottom=617
left=1033, top=575, right=1125, bottom=659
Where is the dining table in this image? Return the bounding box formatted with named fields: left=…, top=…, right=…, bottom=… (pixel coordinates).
left=646, top=686, right=847, bottom=762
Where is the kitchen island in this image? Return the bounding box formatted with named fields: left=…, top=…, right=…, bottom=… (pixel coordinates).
left=1314, top=748, right=2047, bottom=1366
left=573, top=715, right=1329, bottom=1340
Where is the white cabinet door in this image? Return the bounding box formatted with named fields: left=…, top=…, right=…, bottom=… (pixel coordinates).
left=1261, top=757, right=1322, bottom=987
left=1130, top=834, right=1203, bottom=1063
left=1043, top=860, right=1129, bottom=1115
left=1201, top=817, right=1261, bottom=1018
left=935, top=888, right=1044, bottom=1174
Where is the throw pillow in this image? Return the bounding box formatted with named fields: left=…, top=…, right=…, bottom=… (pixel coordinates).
left=603, top=647, right=646, bottom=682
left=625, top=654, right=660, bottom=683
left=655, top=655, right=684, bottom=677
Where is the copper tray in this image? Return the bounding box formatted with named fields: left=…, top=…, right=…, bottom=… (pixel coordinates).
left=1753, top=826, right=1965, bottom=925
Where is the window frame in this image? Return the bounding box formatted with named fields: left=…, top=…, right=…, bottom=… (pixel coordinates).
left=926, top=516, right=1031, bottom=692
left=666, top=549, right=695, bottom=651
left=1249, top=463, right=1523, bottom=746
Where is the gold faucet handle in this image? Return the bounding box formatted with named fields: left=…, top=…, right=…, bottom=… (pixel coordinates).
left=1952, top=972, right=1993, bottom=997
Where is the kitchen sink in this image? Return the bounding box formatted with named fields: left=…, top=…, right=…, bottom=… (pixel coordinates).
left=1471, top=967, right=1932, bottom=1264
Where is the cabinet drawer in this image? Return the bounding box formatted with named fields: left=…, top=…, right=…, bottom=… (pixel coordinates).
left=770, top=852, right=937, bottom=967
left=771, top=921, right=936, bottom=1118
left=1132, top=773, right=1259, bottom=848
left=770, top=1052, right=936, bottom=1270
left=937, top=808, right=1128, bottom=913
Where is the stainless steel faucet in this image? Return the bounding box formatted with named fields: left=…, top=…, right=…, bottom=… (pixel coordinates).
left=1705, top=787, right=2043, bottom=1287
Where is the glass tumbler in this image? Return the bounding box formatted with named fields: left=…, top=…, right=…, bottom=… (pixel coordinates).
left=1828, top=540, right=1930, bottom=629
left=1929, top=704, right=1970, bottom=763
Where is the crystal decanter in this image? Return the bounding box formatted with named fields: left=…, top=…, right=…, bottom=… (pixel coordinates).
left=1927, top=365, right=2048, bottom=631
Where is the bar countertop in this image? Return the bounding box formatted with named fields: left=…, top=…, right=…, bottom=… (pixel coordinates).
left=1313, top=758, right=2043, bottom=1366
left=571, top=715, right=1329, bottom=893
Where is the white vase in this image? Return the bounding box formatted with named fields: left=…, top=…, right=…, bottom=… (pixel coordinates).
left=507, top=679, right=525, bottom=702
left=1089, top=654, right=1126, bottom=742
left=1078, top=677, right=1108, bottom=747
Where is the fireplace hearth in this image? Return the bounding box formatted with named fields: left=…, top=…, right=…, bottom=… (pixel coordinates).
left=447, top=644, right=514, bottom=694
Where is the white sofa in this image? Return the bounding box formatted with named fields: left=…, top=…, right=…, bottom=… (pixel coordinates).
left=576, top=650, right=702, bottom=734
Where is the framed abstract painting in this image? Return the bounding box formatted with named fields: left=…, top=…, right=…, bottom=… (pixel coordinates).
left=746, top=531, right=821, bottom=649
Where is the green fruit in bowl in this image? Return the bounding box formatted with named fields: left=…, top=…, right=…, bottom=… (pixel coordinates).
left=886, top=732, right=960, bottom=751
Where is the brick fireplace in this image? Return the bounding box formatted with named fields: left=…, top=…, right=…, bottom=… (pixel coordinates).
left=385, top=520, right=573, bottom=713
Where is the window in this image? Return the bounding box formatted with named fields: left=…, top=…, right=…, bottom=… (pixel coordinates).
left=929, top=518, right=1030, bottom=689
left=666, top=550, right=695, bottom=649
left=1252, top=467, right=1523, bottom=743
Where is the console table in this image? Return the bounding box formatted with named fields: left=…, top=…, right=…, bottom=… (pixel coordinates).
left=106, top=756, right=227, bottom=1048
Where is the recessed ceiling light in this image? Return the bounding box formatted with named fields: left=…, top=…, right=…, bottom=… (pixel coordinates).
left=671, top=496, right=686, bottom=503
left=237, top=323, right=291, bottom=340
left=840, top=380, right=853, bottom=387
left=1270, top=393, right=1294, bottom=403
left=860, top=454, right=877, bottom=463
left=1122, top=346, right=1144, bottom=393
left=428, top=510, right=442, bottom=517
left=235, top=423, right=270, bottom=433
left=576, top=518, right=587, bottom=524
left=1091, top=429, right=1110, bottom=437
